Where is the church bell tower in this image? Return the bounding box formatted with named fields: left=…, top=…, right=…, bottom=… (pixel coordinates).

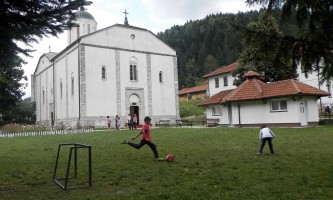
left=68, top=7, right=98, bottom=45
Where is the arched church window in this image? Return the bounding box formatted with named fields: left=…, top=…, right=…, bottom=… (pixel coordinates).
left=159, top=71, right=163, bottom=83
left=102, top=66, right=106, bottom=79
left=130, top=64, right=137, bottom=81
left=88, top=24, right=91, bottom=34
left=42, top=88, right=45, bottom=104
left=71, top=73, right=74, bottom=96
left=60, top=80, right=63, bottom=99
left=76, top=24, right=80, bottom=38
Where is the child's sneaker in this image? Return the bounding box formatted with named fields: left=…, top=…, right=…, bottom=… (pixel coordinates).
left=121, top=139, right=128, bottom=144
left=155, top=158, right=164, bottom=161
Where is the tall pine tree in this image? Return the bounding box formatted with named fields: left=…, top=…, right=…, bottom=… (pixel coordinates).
left=236, top=11, right=296, bottom=85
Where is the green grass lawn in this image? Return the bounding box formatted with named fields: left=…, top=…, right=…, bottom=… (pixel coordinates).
left=1, top=126, right=333, bottom=200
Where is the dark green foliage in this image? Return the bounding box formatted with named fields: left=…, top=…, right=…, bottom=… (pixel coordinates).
left=0, top=0, right=91, bottom=113
left=246, top=0, right=333, bottom=82
left=235, top=11, right=297, bottom=85
left=158, top=11, right=261, bottom=89
left=2, top=97, right=36, bottom=124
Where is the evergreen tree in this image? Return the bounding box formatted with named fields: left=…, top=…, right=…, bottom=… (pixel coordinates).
left=246, top=0, right=333, bottom=81
left=236, top=12, right=296, bottom=85
left=0, top=0, right=91, bottom=113
left=158, top=11, right=262, bottom=89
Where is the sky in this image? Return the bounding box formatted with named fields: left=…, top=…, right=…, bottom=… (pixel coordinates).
left=21, top=0, right=262, bottom=99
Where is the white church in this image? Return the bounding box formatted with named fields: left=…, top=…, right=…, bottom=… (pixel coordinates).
left=31, top=9, right=180, bottom=128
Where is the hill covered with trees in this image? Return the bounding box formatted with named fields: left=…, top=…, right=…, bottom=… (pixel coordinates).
left=157, top=9, right=296, bottom=89
left=157, top=11, right=261, bottom=89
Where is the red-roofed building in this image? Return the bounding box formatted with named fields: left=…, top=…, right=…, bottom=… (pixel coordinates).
left=198, top=70, right=330, bottom=127
left=178, top=83, right=208, bottom=101
left=203, top=62, right=238, bottom=96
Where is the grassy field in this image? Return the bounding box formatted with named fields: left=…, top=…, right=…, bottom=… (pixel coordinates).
left=1, top=126, right=333, bottom=200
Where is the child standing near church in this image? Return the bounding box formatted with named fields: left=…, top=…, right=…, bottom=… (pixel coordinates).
left=121, top=116, right=164, bottom=161
left=115, top=115, right=120, bottom=130
left=107, top=116, right=111, bottom=129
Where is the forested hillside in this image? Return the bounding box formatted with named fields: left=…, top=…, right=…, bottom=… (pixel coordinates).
left=157, top=9, right=290, bottom=89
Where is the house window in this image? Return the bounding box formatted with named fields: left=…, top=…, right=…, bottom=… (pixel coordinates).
left=130, top=64, right=137, bottom=81
left=159, top=71, right=163, bottom=83
left=212, top=106, right=222, bottom=116
left=271, top=100, right=288, bottom=112
left=102, top=66, right=106, bottom=79
left=71, top=75, right=74, bottom=96
left=215, top=78, right=219, bottom=88
left=223, top=76, right=228, bottom=86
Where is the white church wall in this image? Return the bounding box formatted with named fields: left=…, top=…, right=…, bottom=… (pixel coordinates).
left=119, top=51, right=148, bottom=119
left=82, top=25, right=176, bottom=56
left=66, top=50, right=80, bottom=119
left=54, top=56, right=67, bottom=121
left=35, top=55, right=52, bottom=74
left=34, top=13, right=179, bottom=127
left=84, top=46, right=118, bottom=117
left=150, top=54, right=177, bottom=117
left=35, top=66, right=53, bottom=125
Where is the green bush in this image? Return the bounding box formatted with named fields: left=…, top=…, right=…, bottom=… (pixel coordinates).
left=179, top=99, right=205, bottom=118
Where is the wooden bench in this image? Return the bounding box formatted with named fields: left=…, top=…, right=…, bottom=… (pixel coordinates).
left=206, top=119, right=219, bottom=127
left=176, top=119, right=193, bottom=127
left=155, top=120, right=170, bottom=127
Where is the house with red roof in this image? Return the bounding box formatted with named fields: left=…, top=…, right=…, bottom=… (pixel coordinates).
left=203, top=62, right=238, bottom=96
left=198, top=71, right=330, bottom=127
left=178, top=83, right=208, bottom=101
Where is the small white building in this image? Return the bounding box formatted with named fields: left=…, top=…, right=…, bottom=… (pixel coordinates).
left=297, top=65, right=333, bottom=108
left=31, top=10, right=179, bottom=128
left=199, top=71, right=329, bottom=127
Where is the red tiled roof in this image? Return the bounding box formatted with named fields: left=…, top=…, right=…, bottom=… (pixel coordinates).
left=203, top=62, right=238, bottom=78
left=197, top=89, right=233, bottom=106
left=262, top=79, right=330, bottom=98
left=221, top=78, right=265, bottom=102
left=199, top=74, right=330, bottom=106
left=178, top=83, right=208, bottom=95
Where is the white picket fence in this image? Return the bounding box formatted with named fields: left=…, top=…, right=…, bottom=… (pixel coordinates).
left=0, top=128, right=94, bottom=138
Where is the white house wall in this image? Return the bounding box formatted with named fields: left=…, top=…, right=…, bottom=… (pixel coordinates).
left=304, top=97, right=320, bottom=122
left=208, top=73, right=236, bottom=96
left=204, top=97, right=320, bottom=127
left=297, top=65, right=333, bottom=105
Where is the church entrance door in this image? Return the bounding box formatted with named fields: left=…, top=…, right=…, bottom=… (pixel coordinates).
left=130, top=106, right=139, bottom=125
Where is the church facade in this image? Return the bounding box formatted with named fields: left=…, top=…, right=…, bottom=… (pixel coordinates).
left=31, top=10, right=180, bottom=128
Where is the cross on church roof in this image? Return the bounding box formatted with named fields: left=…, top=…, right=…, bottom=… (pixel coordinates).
left=123, top=9, right=129, bottom=25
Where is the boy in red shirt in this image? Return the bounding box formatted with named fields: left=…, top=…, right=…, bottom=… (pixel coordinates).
left=122, top=116, right=164, bottom=161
